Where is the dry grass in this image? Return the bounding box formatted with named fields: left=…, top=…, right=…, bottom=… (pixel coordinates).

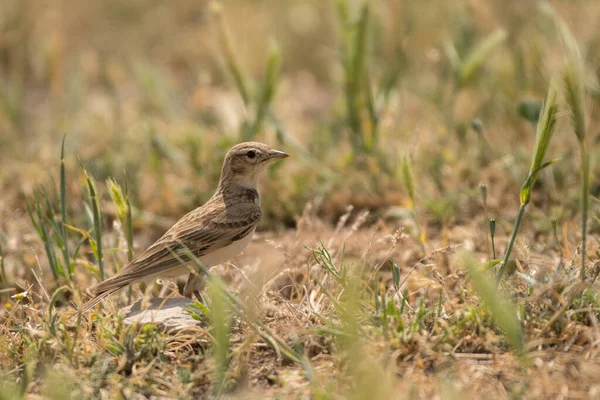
left=2, top=0, right=600, bottom=398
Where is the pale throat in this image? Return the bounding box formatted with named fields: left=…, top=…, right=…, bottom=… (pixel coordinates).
left=233, top=175, right=259, bottom=189
left=227, top=168, right=263, bottom=189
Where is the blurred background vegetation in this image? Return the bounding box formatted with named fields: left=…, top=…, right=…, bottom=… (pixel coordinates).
left=1, top=0, right=598, bottom=235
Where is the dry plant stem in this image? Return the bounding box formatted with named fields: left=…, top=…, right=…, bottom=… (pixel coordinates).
left=497, top=203, right=526, bottom=285
left=580, top=143, right=589, bottom=281
left=536, top=283, right=586, bottom=337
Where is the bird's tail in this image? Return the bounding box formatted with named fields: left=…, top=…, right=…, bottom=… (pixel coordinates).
left=74, top=262, right=145, bottom=317
left=77, top=286, right=121, bottom=315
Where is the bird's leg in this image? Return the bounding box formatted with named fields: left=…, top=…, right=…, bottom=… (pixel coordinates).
left=183, top=272, right=205, bottom=301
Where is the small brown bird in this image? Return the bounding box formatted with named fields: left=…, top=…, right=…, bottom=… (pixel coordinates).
left=80, top=142, right=288, bottom=313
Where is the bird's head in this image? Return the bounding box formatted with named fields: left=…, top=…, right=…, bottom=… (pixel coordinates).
left=219, top=142, right=288, bottom=189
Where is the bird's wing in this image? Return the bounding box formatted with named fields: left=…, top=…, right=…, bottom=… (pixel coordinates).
left=92, top=201, right=261, bottom=294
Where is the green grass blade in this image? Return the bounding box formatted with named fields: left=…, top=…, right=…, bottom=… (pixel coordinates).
left=36, top=199, right=60, bottom=286
left=465, top=253, right=524, bottom=355
left=83, top=167, right=104, bottom=281
left=350, top=3, right=369, bottom=90
left=244, top=40, right=281, bottom=140
left=208, top=276, right=232, bottom=395
left=519, top=158, right=560, bottom=205
left=59, top=135, right=71, bottom=281
left=0, top=239, right=6, bottom=286
left=519, top=81, right=558, bottom=206
left=364, top=70, right=377, bottom=149
left=498, top=81, right=558, bottom=283
left=335, top=0, right=350, bottom=31
left=556, top=13, right=588, bottom=280
left=389, top=260, right=400, bottom=292
left=215, top=5, right=251, bottom=106
left=401, top=155, right=415, bottom=205
left=125, top=195, right=133, bottom=262
left=40, top=187, right=70, bottom=281
left=489, top=218, right=496, bottom=260
left=344, top=3, right=370, bottom=152
left=107, top=178, right=134, bottom=267
left=563, top=61, right=586, bottom=144
left=458, top=29, right=507, bottom=87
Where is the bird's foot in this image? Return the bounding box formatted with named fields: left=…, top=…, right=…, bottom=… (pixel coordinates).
left=183, top=272, right=206, bottom=301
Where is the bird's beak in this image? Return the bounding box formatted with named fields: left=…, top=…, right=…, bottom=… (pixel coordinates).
left=268, top=149, right=289, bottom=160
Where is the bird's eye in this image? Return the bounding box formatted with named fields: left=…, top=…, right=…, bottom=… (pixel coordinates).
left=246, top=150, right=256, bottom=159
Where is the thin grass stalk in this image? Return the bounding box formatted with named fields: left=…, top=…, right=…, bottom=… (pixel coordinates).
left=341, top=3, right=369, bottom=153
left=580, top=147, right=589, bottom=280
left=59, top=136, right=71, bottom=281
left=551, top=218, right=564, bottom=275
left=547, top=2, right=588, bottom=280
left=490, top=219, right=497, bottom=260
left=68, top=298, right=83, bottom=366
left=208, top=277, right=232, bottom=395
left=125, top=195, right=133, bottom=261
left=379, top=282, right=388, bottom=341
left=480, top=183, right=491, bottom=258
left=26, top=196, right=60, bottom=286
left=350, top=3, right=369, bottom=103
left=335, top=0, right=350, bottom=31
left=125, top=190, right=133, bottom=304
left=497, top=81, right=558, bottom=284
left=244, top=41, right=281, bottom=140
left=364, top=66, right=401, bottom=154
left=214, top=4, right=250, bottom=106
left=364, top=70, right=377, bottom=146
left=0, top=239, right=6, bottom=286
left=107, top=178, right=133, bottom=261
left=106, top=178, right=131, bottom=303
left=496, top=204, right=525, bottom=284
left=0, top=77, right=24, bottom=129
left=457, top=29, right=507, bottom=87
left=401, top=155, right=425, bottom=252
left=46, top=286, right=69, bottom=336
left=563, top=58, right=588, bottom=280
left=39, top=209, right=60, bottom=286
left=84, top=169, right=104, bottom=281
left=40, top=188, right=71, bottom=280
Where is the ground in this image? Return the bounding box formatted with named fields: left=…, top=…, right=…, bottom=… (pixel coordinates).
left=1, top=0, right=600, bottom=399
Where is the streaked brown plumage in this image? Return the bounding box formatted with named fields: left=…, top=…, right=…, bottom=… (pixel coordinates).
left=79, top=142, right=288, bottom=313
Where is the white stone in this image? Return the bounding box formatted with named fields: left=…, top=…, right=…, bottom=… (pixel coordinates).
left=120, top=297, right=202, bottom=329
